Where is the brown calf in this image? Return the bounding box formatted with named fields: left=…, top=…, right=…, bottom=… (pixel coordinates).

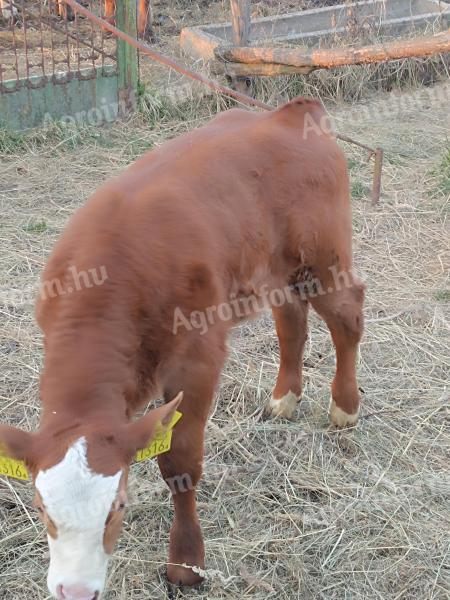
left=0, top=98, right=364, bottom=599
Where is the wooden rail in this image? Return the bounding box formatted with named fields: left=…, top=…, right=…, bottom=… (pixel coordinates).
left=215, top=29, right=450, bottom=75
left=229, top=0, right=251, bottom=92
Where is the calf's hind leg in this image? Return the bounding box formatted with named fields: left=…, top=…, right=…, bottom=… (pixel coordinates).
left=310, top=279, right=365, bottom=427
left=265, top=300, right=308, bottom=419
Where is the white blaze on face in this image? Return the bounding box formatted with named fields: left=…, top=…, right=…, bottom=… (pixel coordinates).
left=35, top=437, right=122, bottom=599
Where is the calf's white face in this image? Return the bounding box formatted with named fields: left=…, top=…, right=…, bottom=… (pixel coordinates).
left=35, top=437, right=122, bottom=600
left=0, top=393, right=183, bottom=599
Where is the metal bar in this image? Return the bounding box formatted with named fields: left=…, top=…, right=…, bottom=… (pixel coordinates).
left=49, top=0, right=57, bottom=79
left=49, top=19, right=116, bottom=62
left=371, top=148, right=383, bottom=205
left=75, top=0, right=81, bottom=74
left=14, top=0, right=45, bottom=88
left=63, top=0, right=72, bottom=74
left=10, top=1, right=116, bottom=65
left=6, top=0, right=20, bottom=87
left=89, top=0, right=96, bottom=71
left=100, top=0, right=105, bottom=71
left=21, top=0, right=30, bottom=80
left=38, top=0, right=46, bottom=77
left=335, top=133, right=376, bottom=156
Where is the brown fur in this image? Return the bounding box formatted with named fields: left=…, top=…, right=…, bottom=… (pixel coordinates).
left=0, top=98, right=365, bottom=588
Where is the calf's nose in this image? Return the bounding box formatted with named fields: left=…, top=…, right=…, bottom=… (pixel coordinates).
left=58, top=584, right=98, bottom=600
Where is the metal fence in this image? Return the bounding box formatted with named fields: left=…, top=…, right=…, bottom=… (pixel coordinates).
left=0, top=0, right=138, bottom=130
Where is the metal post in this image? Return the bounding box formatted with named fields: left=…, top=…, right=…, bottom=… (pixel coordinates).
left=371, top=148, right=383, bottom=205
left=116, top=0, right=139, bottom=115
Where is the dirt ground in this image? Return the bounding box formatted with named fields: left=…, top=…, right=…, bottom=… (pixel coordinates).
left=1, top=1, right=450, bottom=599
left=1, top=74, right=449, bottom=599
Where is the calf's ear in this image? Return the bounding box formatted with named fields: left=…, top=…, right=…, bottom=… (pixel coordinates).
left=0, top=424, right=34, bottom=461
left=125, top=392, right=183, bottom=454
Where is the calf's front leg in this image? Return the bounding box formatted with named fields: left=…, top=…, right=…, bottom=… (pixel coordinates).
left=158, top=340, right=226, bottom=586
left=157, top=416, right=206, bottom=586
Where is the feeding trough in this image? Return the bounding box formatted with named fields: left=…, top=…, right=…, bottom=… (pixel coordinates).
left=180, top=0, right=450, bottom=75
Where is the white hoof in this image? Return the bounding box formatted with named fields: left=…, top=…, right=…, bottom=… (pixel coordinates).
left=265, top=391, right=299, bottom=419
left=329, top=398, right=359, bottom=428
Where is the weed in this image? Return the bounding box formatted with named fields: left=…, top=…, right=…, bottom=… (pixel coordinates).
left=0, top=129, right=28, bottom=154
left=352, top=180, right=368, bottom=199
left=23, top=221, right=48, bottom=234
left=437, top=146, right=450, bottom=195
left=434, top=289, right=450, bottom=302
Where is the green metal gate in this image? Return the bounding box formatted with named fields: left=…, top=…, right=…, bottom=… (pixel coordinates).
left=0, top=0, right=138, bottom=130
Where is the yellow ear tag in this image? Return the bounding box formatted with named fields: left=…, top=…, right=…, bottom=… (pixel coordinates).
left=0, top=452, right=29, bottom=481
left=135, top=410, right=182, bottom=463
left=0, top=411, right=183, bottom=480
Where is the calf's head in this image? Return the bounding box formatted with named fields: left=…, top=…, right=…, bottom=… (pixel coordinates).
left=0, top=394, right=182, bottom=600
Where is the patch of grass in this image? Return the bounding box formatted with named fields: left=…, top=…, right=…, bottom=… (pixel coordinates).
left=437, top=146, right=450, bottom=195
left=137, top=82, right=232, bottom=131
left=428, top=144, right=450, bottom=198
left=1, top=121, right=118, bottom=157
left=0, top=129, right=29, bottom=154
left=121, top=136, right=154, bottom=160
left=384, top=153, right=404, bottom=166
left=434, top=289, right=450, bottom=302
left=22, top=221, right=48, bottom=234
left=42, top=122, right=109, bottom=151
left=138, top=88, right=181, bottom=128
left=351, top=180, right=369, bottom=199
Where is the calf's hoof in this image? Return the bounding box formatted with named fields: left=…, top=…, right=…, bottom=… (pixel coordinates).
left=329, top=398, right=359, bottom=428
left=168, top=519, right=205, bottom=587
left=265, top=390, right=299, bottom=419
left=167, top=563, right=204, bottom=587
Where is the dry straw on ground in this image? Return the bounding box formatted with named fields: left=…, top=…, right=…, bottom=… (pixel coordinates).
left=1, top=80, right=449, bottom=599
left=1, top=2, right=450, bottom=598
